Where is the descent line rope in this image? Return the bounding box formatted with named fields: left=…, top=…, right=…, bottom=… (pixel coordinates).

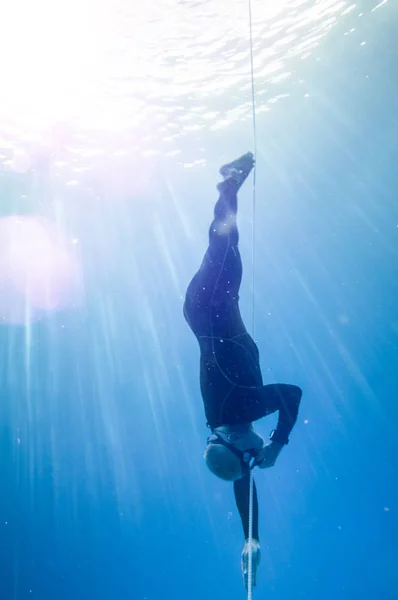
left=248, top=0, right=257, bottom=338
left=247, top=469, right=255, bottom=600
left=247, top=0, right=257, bottom=599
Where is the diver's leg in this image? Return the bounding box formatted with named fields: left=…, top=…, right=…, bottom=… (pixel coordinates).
left=205, top=177, right=242, bottom=300
left=208, top=150, right=255, bottom=263
left=184, top=152, right=254, bottom=329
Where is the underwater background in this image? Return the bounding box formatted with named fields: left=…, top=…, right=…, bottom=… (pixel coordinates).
left=0, top=0, right=397, bottom=598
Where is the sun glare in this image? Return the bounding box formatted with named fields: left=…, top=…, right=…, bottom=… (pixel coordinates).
left=0, top=0, right=347, bottom=137
left=0, top=0, right=111, bottom=127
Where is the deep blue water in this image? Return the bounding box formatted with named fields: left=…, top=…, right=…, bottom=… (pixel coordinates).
left=0, top=2, right=398, bottom=599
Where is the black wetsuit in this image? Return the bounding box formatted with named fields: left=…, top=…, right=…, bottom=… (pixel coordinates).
left=184, top=177, right=302, bottom=541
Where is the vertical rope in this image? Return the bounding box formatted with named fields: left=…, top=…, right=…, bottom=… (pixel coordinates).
left=247, top=1, right=257, bottom=599
left=247, top=470, right=255, bottom=600
left=248, top=0, right=257, bottom=338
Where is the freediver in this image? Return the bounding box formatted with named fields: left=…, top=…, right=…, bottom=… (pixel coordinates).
left=183, top=151, right=302, bottom=588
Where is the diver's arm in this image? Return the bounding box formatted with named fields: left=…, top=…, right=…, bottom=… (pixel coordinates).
left=234, top=475, right=259, bottom=541
left=262, top=383, right=302, bottom=445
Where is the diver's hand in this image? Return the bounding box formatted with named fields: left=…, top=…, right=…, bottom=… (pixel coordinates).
left=241, top=538, right=261, bottom=590
left=256, top=441, right=283, bottom=469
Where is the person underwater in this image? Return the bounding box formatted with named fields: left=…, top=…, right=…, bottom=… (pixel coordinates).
left=183, top=152, right=302, bottom=588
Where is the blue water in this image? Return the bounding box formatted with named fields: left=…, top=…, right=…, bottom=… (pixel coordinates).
left=0, top=1, right=397, bottom=599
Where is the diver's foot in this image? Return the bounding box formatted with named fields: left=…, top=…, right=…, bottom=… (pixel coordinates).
left=218, top=152, right=255, bottom=190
